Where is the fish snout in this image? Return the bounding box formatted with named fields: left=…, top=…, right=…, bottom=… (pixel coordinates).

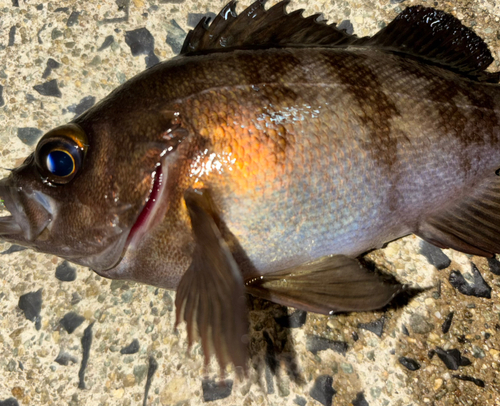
left=0, top=176, right=55, bottom=242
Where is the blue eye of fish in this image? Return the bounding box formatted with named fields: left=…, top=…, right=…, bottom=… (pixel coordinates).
left=46, top=150, right=75, bottom=177
left=34, top=124, right=88, bottom=185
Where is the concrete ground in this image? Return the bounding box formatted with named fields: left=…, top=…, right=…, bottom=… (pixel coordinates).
left=0, top=0, right=499, bottom=405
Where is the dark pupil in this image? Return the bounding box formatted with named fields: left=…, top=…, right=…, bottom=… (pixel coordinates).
left=46, top=150, right=74, bottom=177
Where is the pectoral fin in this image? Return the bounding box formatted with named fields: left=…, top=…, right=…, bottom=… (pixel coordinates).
left=245, top=255, right=403, bottom=315
left=175, top=189, right=248, bottom=371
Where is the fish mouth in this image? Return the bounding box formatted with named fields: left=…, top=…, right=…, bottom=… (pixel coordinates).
left=126, top=159, right=169, bottom=249
left=0, top=183, right=22, bottom=238
left=0, top=175, right=129, bottom=272
left=0, top=177, right=53, bottom=242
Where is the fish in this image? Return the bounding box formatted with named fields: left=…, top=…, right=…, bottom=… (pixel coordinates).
left=1, top=0, right=500, bottom=371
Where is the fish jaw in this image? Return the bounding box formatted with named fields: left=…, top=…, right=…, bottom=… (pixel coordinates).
left=0, top=162, right=139, bottom=272
left=0, top=171, right=55, bottom=242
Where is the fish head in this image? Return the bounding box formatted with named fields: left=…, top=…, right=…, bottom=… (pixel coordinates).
left=0, top=100, right=187, bottom=272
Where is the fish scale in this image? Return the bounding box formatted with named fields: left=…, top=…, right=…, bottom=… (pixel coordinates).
left=159, top=47, right=498, bottom=278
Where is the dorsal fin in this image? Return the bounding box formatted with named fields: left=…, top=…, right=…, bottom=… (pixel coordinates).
left=181, top=2, right=499, bottom=82
left=352, top=6, right=499, bottom=82
left=180, top=0, right=355, bottom=54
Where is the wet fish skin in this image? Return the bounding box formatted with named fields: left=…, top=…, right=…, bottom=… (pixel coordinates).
left=105, top=46, right=500, bottom=286
left=1, top=2, right=500, bottom=369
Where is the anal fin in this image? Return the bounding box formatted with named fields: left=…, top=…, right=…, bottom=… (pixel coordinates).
left=245, top=255, right=403, bottom=315
left=416, top=176, right=500, bottom=257
left=175, top=189, right=248, bottom=371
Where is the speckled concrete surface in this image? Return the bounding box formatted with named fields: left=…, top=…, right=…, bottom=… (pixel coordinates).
left=1, top=0, right=500, bottom=405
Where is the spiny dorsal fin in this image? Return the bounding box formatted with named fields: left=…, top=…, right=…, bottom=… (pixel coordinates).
left=353, top=6, right=499, bottom=82
left=180, top=0, right=355, bottom=55
left=181, top=2, right=498, bottom=82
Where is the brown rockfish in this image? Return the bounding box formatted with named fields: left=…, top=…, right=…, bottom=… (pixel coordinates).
left=1, top=1, right=500, bottom=369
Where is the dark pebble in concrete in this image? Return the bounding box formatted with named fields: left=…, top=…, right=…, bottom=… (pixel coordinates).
left=145, top=53, right=160, bottom=68
left=33, top=79, right=62, bottom=97
left=358, top=317, right=385, bottom=337
left=125, top=27, right=154, bottom=55
left=187, top=12, right=217, bottom=27
left=0, top=85, right=4, bottom=107
left=71, top=292, right=82, bottom=305
left=449, top=264, right=491, bottom=298
left=202, top=379, right=233, bottom=402
left=36, top=4, right=43, bottom=10
left=398, top=356, right=421, bottom=371
left=310, top=375, right=336, bottom=406
left=78, top=322, right=94, bottom=389
left=338, top=20, right=354, bottom=35
left=352, top=331, right=359, bottom=341
left=165, top=19, right=186, bottom=54
left=17, top=127, right=43, bottom=146
left=18, top=289, right=42, bottom=330
left=487, top=257, right=500, bottom=275
left=306, top=335, right=348, bottom=356
left=143, top=356, right=158, bottom=405
left=11, top=0, right=19, bottom=6
left=67, top=11, right=80, bottom=27
left=37, top=26, right=45, bottom=45
left=352, top=392, right=369, bottom=406
left=452, top=374, right=485, bottom=387
left=8, top=26, right=15, bottom=46
left=0, top=398, right=19, bottom=406
left=54, top=351, right=78, bottom=366
left=1, top=245, right=27, bottom=255
left=120, top=339, right=140, bottom=354
left=275, top=310, right=307, bottom=328
left=402, top=324, right=409, bottom=336
left=419, top=241, right=451, bottom=270
left=51, top=28, right=63, bottom=40
left=409, top=313, right=434, bottom=334
left=166, top=32, right=184, bottom=54
left=435, top=347, right=471, bottom=370
left=98, top=35, right=114, bottom=51
left=67, top=95, right=96, bottom=117
left=294, top=396, right=307, bottom=406
left=54, top=7, right=70, bottom=13
left=55, top=261, right=77, bottom=282
left=60, top=312, right=85, bottom=334
left=125, top=28, right=159, bottom=68
left=442, top=311, right=454, bottom=334
left=42, top=58, right=61, bottom=79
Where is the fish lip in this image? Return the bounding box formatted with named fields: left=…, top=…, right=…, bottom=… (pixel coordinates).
left=0, top=177, right=54, bottom=242
left=0, top=177, right=28, bottom=239
left=126, top=159, right=168, bottom=249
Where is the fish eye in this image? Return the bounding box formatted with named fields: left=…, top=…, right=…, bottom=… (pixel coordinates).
left=35, top=124, right=88, bottom=185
